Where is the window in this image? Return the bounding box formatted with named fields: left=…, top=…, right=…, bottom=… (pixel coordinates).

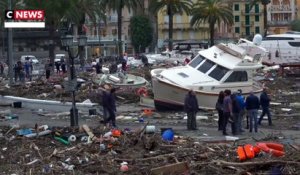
left=178, top=72, right=189, bottom=78
left=197, top=59, right=214, bottom=73
left=263, top=37, right=294, bottom=41
left=245, top=4, right=250, bottom=13
left=235, top=27, right=240, bottom=33
left=255, top=26, right=260, bottom=34
left=189, top=54, right=205, bottom=68
left=209, top=65, right=229, bottom=81
left=255, top=4, right=259, bottom=13
left=235, top=16, right=240, bottom=22
left=288, top=42, right=300, bottom=47
left=225, top=71, right=248, bottom=82
left=234, top=4, right=239, bottom=11
left=245, top=15, right=250, bottom=25
left=246, top=27, right=250, bottom=36
left=255, top=15, right=259, bottom=22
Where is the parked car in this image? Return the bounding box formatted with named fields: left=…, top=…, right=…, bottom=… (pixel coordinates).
left=20, top=55, right=39, bottom=64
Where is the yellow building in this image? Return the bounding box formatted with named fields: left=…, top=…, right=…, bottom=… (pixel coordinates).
left=296, top=0, right=300, bottom=19
left=156, top=1, right=210, bottom=48
left=231, top=1, right=264, bottom=39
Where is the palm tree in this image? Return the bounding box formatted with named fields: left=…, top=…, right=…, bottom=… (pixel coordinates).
left=149, top=0, right=193, bottom=51
left=249, top=0, right=270, bottom=37
left=24, top=0, right=73, bottom=66
left=190, top=0, right=233, bottom=46
left=99, top=0, right=140, bottom=56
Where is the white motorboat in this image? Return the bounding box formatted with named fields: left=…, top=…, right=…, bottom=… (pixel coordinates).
left=260, top=32, right=300, bottom=65
left=151, top=35, right=267, bottom=110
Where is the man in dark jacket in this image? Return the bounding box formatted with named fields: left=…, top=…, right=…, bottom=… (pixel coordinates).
left=184, top=90, right=199, bottom=130
left=258, top=88, right=272, bottom=126
left=245, top=92, right=260, bottom=133
left=104, top=88, right=117, bottom=128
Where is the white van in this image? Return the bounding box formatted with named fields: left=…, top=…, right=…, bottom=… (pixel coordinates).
left=20, top=55, right=39, bottom=64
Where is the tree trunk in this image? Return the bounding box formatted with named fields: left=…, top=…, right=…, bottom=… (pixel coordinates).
left=210, top=23, right=215, bottom=46
left=150, top=15, right=158, bottom=53
left=167, top=4, right=173, bottom=51
left=117, top=1, right=123, bottom=57
left=263, top=4, right=268, bottom=36
left=78, top=14, right=86, bottom=67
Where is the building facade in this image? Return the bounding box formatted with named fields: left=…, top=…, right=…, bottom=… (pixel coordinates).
left=267, top=0, right=297, bottom=34
left=231, top=1, right=264, bottom=39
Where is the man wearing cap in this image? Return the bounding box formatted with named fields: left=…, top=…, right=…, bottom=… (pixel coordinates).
left=184, top=90, right=199, bottom=130
left=258, top=88, right=272, bottom=126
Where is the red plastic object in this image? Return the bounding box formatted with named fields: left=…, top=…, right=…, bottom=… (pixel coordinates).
left=112, top=129, right=121, bottom=137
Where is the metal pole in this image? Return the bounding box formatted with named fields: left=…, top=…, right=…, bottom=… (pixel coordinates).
left=7, top=0, right=14, bottom=85
left=68, top=48, right=78, bottom=127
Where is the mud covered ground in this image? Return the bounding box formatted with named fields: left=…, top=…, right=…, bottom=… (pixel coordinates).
left=0, top=66, right=299, bottom=174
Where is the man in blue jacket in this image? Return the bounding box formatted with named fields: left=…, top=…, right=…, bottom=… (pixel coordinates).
left=258, top=88, right=272, bottom=126
left=236, top=89, right=246, bottom=132
left=245, top=91, right=260, bottom=133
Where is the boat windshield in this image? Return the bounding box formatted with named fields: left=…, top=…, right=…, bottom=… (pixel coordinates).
left=188, top=54, right=205, bottom=68
left=197, top=59, right=214, bottom=73
left=208, top=65, right=229, bottom=81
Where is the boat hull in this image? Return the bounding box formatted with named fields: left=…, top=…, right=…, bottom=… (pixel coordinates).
left=152, top=72, right=262, bottom=110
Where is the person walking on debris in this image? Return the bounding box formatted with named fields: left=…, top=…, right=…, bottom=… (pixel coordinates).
left=258, top=87, right=272, bottom=126
left=0, top=61, right=4, bottom=75
left=222, top=89, right=233, bottom=135
left=216, top=91, right=224, bottom=131
left=55, top=60, right=60, bottom=74
left=184, top=90, right=199, bottom=130
left=236, top=89, right=246, bottom=132
left=45, top=59, right=52, bottom=80
left=245, top=91, right=260, bottom=133
left=101, top=85, right=109, bottom=124
left=104, top=87, right=117, bottom=128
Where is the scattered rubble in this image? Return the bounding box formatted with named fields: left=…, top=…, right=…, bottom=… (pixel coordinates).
left=0, top=124, right=299, bottom=174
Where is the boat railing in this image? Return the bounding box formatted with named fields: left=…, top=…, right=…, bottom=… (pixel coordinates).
left=216, top=44, right=244, bottom=59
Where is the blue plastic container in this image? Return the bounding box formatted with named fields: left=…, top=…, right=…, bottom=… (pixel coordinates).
left=162, top=129, right=174, bottom=141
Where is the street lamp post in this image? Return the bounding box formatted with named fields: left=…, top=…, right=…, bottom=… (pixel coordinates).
left=61, top=35, right=87, bottom=127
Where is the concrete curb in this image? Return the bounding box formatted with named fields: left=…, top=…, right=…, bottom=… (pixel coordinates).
left=0, top=95, right=99, bottom=112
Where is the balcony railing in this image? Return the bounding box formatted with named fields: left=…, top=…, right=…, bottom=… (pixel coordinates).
left=241, top=21, right=254, bottom=27
left=268, top=20, right=291, bottom=26
left=269, top=5, right=292, bottom=12
left=241, top=10, right=262, bottom=15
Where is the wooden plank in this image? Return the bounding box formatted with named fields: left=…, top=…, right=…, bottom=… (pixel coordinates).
left=150, top=162, right=189, bottom=175
left=82, top=124, right=98, bottom=142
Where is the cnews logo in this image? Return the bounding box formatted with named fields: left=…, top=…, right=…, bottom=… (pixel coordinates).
left=5, top=10, right=44, bottom=20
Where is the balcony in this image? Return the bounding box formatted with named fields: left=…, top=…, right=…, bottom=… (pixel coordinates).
left=268, top=20, right=291, bottom=26
left=241, top=21, right=254, bottom=27
left=269, top=5, right=292, bottom=12
left=159, top=23, right=193, bottom=30
left=241, top=10, right=262, bottom=15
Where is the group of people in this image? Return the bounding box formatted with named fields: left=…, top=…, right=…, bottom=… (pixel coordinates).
left=184, top=88, right=272, bottom=134
left=14, top=60, right=33, bottom=82
left=54, top=59, right=66, bottom=75
left=216, top=88, right=272, bottom=135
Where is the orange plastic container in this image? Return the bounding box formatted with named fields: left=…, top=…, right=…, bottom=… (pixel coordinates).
left=269, top=149, right=285, bottom=157
left=265, top=143, right=284, bottom=152
left=237, top=146, right=247, bottom=161
left=257, top=143, right=270, bottom=153
left=244, top=144, right=255, bottom=159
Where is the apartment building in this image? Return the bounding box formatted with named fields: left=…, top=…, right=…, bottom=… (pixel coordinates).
left=268, top=0, right=297, bottom=34
left=231, top=1, right=264, bottom=39
left=297, top=0, right=300, bottom=19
